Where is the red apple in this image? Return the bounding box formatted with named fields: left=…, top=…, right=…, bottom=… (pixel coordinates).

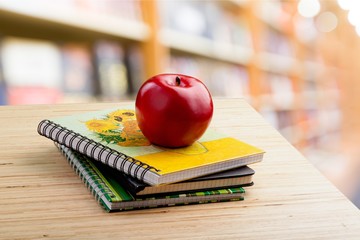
left=135, top=73, right=213, bottom=148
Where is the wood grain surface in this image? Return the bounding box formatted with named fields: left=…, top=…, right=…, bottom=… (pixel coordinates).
left=1, top=99, right=359, bottom=239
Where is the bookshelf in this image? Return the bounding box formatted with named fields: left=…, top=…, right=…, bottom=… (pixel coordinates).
left=0, top=1, right=346, bottom=168
left=0, top=0, right=149, bottom=41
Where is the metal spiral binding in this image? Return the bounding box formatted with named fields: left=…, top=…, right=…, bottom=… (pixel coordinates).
left=38, top=120, right=160, bottom=181
left=57, top=144, right=115, bottom=202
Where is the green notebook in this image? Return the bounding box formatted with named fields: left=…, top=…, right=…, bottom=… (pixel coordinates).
left=56, top=144, right=246, bottom=212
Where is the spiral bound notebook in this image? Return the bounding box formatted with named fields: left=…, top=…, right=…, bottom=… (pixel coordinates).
left=56, top=144, right=245, bottom=212
left=38, top=107, right=264, bottom=186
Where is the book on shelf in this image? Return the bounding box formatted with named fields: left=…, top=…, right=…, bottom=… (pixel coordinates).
left=0, top=46, right=6, bottom=105
left=37, top=106, right=264, bottom=186
left=261, top=27, right=293, bottom=56
left=159, top=1, right=253, bottom=48
left=117, top=164, right=254, bottom=197
left=167, top=55, right=250, bottom=98
left=57, top=144, right=245, bottom=212
left=60, top=43, right=96, bottom=102
left=93, top=40, right=129, bottom=101
left=0, top=82, right=6, bottom=105
left=159, top=1, right=208, bottom=38
left=7, top=86, right=62, bottom=105
left=1, top=37, right=63, bottom=104
left=124, top=45, right=145, bottom=96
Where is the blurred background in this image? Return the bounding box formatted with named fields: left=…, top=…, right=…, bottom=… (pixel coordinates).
left=0, top=0, right=360, bottom=208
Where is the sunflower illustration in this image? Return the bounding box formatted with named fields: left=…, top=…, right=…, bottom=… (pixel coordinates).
left=85, top=119, right=118, bottom=133
left=108, top=110, right=136, bottom=124
left=84, top=109, right=150, bottom=147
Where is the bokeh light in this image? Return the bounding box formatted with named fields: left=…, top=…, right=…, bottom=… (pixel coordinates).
left=315, top=11, right=338, bottom=33
left=297, top=0, right=321, bottom=18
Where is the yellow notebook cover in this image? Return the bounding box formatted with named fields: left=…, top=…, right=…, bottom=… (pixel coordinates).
left=37, top=106, right=265, bottom=185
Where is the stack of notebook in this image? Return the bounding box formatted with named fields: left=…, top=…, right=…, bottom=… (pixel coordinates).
left=37, top=107, right=265, bottom=212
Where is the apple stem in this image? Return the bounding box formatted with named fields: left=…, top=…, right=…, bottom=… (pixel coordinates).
left=176, top=76, right=181, bottom=86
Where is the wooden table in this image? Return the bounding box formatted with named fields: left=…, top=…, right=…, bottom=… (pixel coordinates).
left=1, top=99, right=359, bottom=239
